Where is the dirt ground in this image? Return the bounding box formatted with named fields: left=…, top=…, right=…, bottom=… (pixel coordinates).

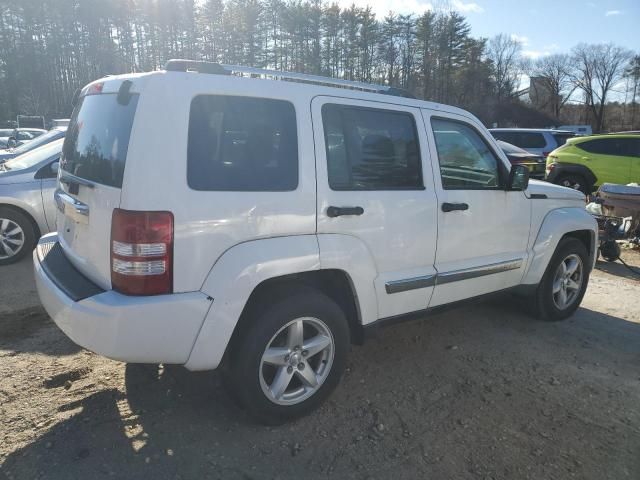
left=1, top=252, right=639, bottom=480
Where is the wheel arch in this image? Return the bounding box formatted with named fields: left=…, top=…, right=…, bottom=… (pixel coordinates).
left=0, top=202, right=42, bottom=239
left=522, top=207, right=598, bottom=285
left=185, top=235, right=372, bottom=371
left=553, top=163, right=598, bottom=188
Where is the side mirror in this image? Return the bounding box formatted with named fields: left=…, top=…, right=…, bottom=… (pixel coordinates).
left=35, top=160, right=60, bottom=179
left=506, top=164, right=529, bottom=191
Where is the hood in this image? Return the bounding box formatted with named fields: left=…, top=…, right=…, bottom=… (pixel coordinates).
left=527, top=179, right=585, bottom=201
left=0, top=150, right=18, bottom=162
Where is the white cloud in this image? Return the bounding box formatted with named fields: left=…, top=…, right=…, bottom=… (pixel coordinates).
left=605, top=10, right=621, bottom=16
left=510, top=34, right=529, bottom=47
left=452, top=0, right=484, bottom=13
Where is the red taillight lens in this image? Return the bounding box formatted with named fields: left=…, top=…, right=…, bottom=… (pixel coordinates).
left=84, top=82, right=104, bottom=96
left=110, top=209, right=173, bottom=296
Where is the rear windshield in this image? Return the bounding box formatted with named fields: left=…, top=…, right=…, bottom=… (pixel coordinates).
left=61, top=93, right=139, bottom=188
left=552, top=133, right=574, bottom=147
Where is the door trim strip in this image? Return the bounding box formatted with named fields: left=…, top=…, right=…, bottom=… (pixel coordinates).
left=385, top=258, right=523, bottom=294
left=436, top=258, right=523, bottom=285
left=385, top=274, right=437, bottom=294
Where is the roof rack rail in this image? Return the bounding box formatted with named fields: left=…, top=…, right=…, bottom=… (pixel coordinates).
left=163, top=59, right=415, bottom=99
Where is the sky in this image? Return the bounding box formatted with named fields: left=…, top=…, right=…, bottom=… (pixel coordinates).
left=335, top=0, right=640, bottom=57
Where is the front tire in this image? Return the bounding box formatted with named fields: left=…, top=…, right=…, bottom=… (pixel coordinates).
left=534, top=237, right=590, bottom=321
left=556, top=174, right=591, bottom=195
left=226, top=287, right=350, bottom=424
left=0, top=207, right=36, bottom=266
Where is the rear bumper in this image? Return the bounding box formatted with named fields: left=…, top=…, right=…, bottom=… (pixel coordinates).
left=34, top=233, right=212, bottom=365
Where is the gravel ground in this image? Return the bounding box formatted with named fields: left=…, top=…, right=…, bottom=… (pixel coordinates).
left=1, top=252, right=639, bottom=480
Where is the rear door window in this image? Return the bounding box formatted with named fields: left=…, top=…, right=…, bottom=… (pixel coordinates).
left=514, top=132, right=546, bottom=148
left=321, top=104, right=423, bottom=190
left=577, top=138, right=631, bottom=156
left=187, top=95, right=298, bottom=191
left=62, top=93, right=139, bottom=188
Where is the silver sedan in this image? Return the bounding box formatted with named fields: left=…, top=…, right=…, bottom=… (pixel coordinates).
left=0, top=139, right=62, bottom=265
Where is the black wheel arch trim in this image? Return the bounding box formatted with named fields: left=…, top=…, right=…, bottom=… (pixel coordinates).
left=547, top=163, right=597, bottom=187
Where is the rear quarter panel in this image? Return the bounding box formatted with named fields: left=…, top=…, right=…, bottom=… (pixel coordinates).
left=119, top=73, right=318, bottom=293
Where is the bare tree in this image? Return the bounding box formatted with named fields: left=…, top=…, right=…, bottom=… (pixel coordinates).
left=530, top=53, right=576, bottom=119
left=486, top=33, right=522, bottom=100
left=624, top=55, right=640, bottom=128
left=571, top=43, right=633, bottom=132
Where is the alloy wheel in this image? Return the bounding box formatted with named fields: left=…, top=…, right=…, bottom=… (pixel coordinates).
left=259, top=317, right=335, bottom=406
left=0, top=218, right=25, bottom=260
left=552, top=253, right=583, bottom=310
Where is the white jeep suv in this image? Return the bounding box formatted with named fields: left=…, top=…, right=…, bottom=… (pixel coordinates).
left=34, top=61, right=597, bottom=423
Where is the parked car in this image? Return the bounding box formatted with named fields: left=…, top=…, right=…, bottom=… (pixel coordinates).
left=497, top=140, right=546, bottom=179
left=546, top=134, right=640, bottom=194
left=0, top=127, right=66, bottom=163
left=558, top=125, right=593, bottom=136
left=34, top=61, right=597, bottom=423
left=5, top=128, right=47, bottom=148
left=0, top=139, right=62, bottom=264
left=489, top=128, right=575, bottom=158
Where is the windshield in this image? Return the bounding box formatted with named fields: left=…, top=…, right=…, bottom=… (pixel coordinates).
left=61, top=93, right=139, bottom=188
left=2, top=139, right=63, bottom=171
left=10, top=129, right=65, bottom=154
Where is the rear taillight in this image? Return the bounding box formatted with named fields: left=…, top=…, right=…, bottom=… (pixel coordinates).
left=111, top=209, right=173, bottom=296
left=546, top=161, right=556, bottom=176
left=542, top=151, right=550, bottom=157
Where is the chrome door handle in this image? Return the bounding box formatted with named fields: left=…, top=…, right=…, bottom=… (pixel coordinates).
left=441, top=202, right=469, bottom=212
left=327, top=206, right=364, bottom=218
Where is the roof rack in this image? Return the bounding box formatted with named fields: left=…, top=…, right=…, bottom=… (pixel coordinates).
left=163, top=59, right=415, bottom=99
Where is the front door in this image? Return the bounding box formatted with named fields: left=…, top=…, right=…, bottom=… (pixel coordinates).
left=312, top=96, right=439, bottom=321
left=422, top=110, right=532, bottom=307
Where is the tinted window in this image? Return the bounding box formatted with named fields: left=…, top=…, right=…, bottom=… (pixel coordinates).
left=322, top=104, right=422, bottom=190
left=552, top=132, right=575, bottom=147
left=187, top=95, right=298, bottom=191
left=492, top=131, right=546, bottom=149
left=62, top=94, right=138, bottom=188
left=432, top=118, right=501, bottom=189
left=577, top=137, right=639, bottom=157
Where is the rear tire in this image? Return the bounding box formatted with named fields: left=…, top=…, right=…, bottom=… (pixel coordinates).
left=0, top=207, right=36, bottom=266
left=226, top=286, right=350, bottom=424
left=556, top=174, right=591, bottom=195
left=534, top=238, right=590, bottom=321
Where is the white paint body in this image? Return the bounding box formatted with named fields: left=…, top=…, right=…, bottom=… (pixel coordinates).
left=34, top=70, right=597, bottom=370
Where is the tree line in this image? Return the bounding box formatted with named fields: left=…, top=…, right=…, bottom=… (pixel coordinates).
left=0, top=0, right=638, bottom=131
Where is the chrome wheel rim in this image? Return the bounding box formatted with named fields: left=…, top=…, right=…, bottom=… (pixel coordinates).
left=0, top=218, right=24, bottom=260
left=552, top=253, right=583, bottom=310
left=259, top=317, right=335, bottom=406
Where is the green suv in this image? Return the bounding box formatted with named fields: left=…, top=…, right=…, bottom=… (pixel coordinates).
left=545, top=134, right=640, bottom=194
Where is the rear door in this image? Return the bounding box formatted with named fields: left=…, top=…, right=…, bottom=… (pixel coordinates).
left=576, top=138, right=632, bottom=185
left=56, top=83, right=139, bottom=289
left=312, top=96, right=439, bottom=319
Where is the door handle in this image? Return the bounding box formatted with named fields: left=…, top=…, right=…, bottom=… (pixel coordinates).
left=327, top=206, right=364, bottom=218
left=441, top=202, right=469, bottom=212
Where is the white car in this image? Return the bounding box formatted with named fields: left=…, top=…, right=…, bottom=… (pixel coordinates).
left=489, top=128, right=575, bottom=158
left=34, top=61, right=597, bottom=423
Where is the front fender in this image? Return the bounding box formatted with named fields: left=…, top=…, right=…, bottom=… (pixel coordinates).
left=185, top=235, right=320, bottom=371
left=521, top=207, right=597, bottom=285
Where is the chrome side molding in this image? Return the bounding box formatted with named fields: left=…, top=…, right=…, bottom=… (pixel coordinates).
left=436, top=259, right=523, bottom=285
left=385, top=274, right=436, bottom=294
left=385, top=258, right=523, bottom=294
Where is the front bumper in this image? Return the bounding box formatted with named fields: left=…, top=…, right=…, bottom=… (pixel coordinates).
left=34, top=233, right=212, bottom=364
